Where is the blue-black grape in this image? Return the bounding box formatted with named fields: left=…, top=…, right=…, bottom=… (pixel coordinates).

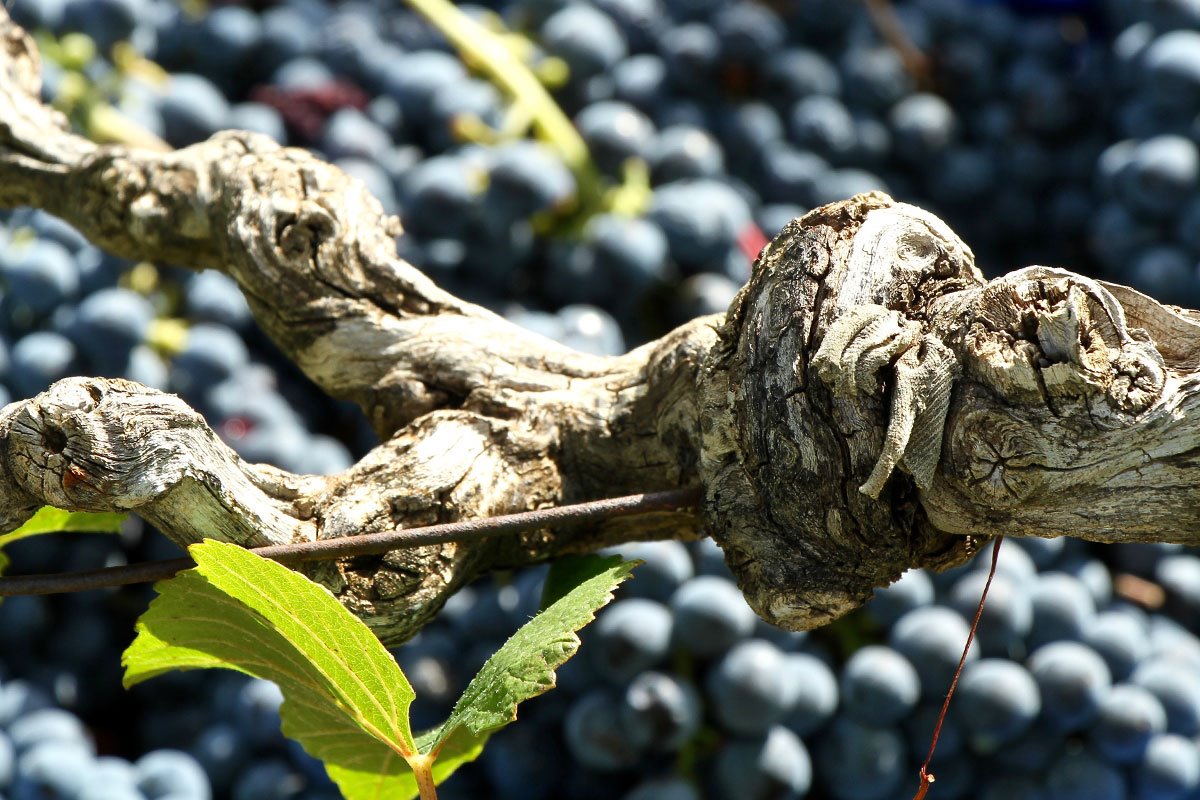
left=789, top=95, right=858, bottom=165
left=1090, top=684, right=1168, bottom=765
left=652, top=125, right=725, bottom=183
left=889, top=606, right=978, bottom=698
left=1083, top=610, right=1152, bottom=683
left=320, top=107, right=393, bottom=162
left=888, top=92, right=957, bottom=163
left=904, top=701, right=964, bottom=763
left=815, top=717, right=906, bottom=800
left=619, top=670, right=701, bottom=752
left=563, top=688, right=643, bottom=771
left=9, top=331, right=76, bottom=398
left=382, top=50, right=466, bottom=127
left=1117, top=135, right=1199, bottom=218
left=669, top=574, right=756, bottom=659
left=838, top=645, right=920, bottom=727
left=623, top=776, right=699, bottom=800
left=183, top=271, right=253, bottom=331
left=0, top=728, right=12, bottom=788
left=7, top=708, right=92, bottom=756
left=649, top=178, right=750, bottom=272
left=705, top=639, right=800, bottom=736
left=711, top=2, right=784, bottom=71
left=764, top=48, right=841, bottom=103
left=194, top=5, right=261, bottom=78
left=611, top=54, right=669, bottom=113
left=230, top=758, right=305, bottom=800
left=485, top=140, right=577, bottom=224
left=1027, top=573, right=1097, bottom=652
left=1044, top=748, right=1127, bottom=800
left=952, top=658, right=1040, bottom=751
left=1027, top=641, right=1111, bottom=733
left=189, top=722, right=249, bottom=791
left=1141, top=30, right=1200, bottom=110
left=2, top=239, right=78, bottom=325
left=11, top=740, right=96, bottom=800
left=866, top=568, right=934, bottom=628
left=759, top=144, right=829, bottom=206
left=479, top=713, right=565, bottom=800
left=157, top=73, right=231, bottom=147
left=168, top=323, right=250, bottom=398
left=711, top=725, right=811, bottom=800
left=574, top=101, right=656, bottom=177
left=782, top=651, right=838, bottom=737
left=1133, top=733, right=1200, bottom=800
left=1131, top=659, right=1200, bottom=737
left=60, top=287, right=155, bottom=375
left=947, top=570, right=1032, bottom=657
left=540, top=4, right=627, bottom=83
left=136, top=749, right=211, bottom=800
left=85, top=755, right=142, bottom=798
left=225, top=679, right=284, bottom=751
left=587, top=598, right=673, bottom=684
left=658, top=23, right=719, bottom=93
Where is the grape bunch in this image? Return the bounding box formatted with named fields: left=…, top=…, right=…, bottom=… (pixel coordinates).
left=2, top=0, right=1200, bottom=797
left=390, top=536, right=1200, bottom=800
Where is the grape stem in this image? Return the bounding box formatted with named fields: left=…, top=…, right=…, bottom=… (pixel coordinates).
left=402, top=0, right=599, bottom=200
left=408, top=754, right=439, bottom=800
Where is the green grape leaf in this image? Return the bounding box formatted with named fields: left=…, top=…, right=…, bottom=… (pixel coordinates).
left=122, top=539, right=421, bottom=800
left=422, top=554, right=636, bottom=757
left=0, top=507, right=126, bottom=590
left=0, top=507, right=126, bottom=547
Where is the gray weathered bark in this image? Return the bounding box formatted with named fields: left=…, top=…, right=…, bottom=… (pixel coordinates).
left=0, top=11, right=1194, bottom=644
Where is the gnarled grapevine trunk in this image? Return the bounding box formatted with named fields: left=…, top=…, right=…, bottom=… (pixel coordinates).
left=0, top=9, right=1197, bottom=644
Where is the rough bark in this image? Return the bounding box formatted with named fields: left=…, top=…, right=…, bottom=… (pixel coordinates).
left=0, top=11, right=1197, bottom=643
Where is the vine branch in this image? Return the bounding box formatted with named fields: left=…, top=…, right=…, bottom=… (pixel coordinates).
left=0, top=8, right=1198, bottom=645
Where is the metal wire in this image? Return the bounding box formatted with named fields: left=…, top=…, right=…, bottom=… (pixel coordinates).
left=0, top=487, right=704, bottom=596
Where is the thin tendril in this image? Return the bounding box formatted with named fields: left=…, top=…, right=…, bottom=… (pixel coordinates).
left=913, top=535, right=1004, bottom=799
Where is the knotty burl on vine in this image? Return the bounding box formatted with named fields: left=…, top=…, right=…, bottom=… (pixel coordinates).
left=0, top=0, right=1194, bottom=643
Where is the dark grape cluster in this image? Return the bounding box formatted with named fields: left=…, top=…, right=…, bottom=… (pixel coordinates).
left=4, top=0, right=1200, bottom=797
left=384, top=536, right=1200, bottom=800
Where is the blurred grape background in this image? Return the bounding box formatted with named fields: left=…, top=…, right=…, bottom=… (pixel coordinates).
left=3, top=0, right=1200, bottom=798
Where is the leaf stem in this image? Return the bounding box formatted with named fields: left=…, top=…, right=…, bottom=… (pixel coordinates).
left=408, top=754, right=439, bottom=800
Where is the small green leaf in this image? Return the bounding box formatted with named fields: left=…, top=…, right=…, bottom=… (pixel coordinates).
left=424, top=554, right=635, bottom=757
left=0, top=507, right=126, bottom=548
left=123, top=540, right=421, bottom=799
left=0, top=508, right=126, bottom=589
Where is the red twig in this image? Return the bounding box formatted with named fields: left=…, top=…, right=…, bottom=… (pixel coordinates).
left=913, top=536, right=1004, bottom=799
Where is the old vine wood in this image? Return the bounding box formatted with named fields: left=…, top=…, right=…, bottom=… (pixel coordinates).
left=0, top=9, right=1194, bottom=645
